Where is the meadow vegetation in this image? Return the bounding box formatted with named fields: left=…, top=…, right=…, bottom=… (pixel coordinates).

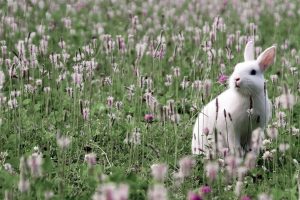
left=0, top=0, right=299, bottom=199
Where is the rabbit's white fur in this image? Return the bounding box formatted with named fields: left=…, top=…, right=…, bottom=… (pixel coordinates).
left=192, top=41, right=275, bottom=157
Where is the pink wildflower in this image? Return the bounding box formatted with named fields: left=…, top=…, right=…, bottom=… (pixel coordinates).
left=85, top=153, right=97, bottom=166
left=188, top=191, right=203, bottom=200
left=178, top=156, right=196, bottom=177
left=241, top=195, right=252, bottom=200
left=27, top=153, right=43, bottom=177
left=205, top=162, right=219, bottom=181
left=144, top=114, right=154, bottom=123
left=151, top=163, right=168, bottom=182
left=199, top=185, right=212, bottom=195
left=218, top=74, right=228, bottom=84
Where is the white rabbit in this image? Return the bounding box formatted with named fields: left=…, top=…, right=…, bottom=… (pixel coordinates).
left=192, top=41, right=275, bottom=158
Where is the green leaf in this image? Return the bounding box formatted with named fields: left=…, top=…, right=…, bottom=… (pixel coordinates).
left=34, top=103, right=41, bottom=112
left=22, top=99, right=32, bottom=106
left=0, top=168, right=18, bottom=189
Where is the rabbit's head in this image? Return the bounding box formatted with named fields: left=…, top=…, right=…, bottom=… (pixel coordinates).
left=229, top=41, right=276, bottom=96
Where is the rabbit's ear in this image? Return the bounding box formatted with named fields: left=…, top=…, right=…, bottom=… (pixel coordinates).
left=257, top=46, right=276, bottom=71
left=244, top=40, right=255, bottom=61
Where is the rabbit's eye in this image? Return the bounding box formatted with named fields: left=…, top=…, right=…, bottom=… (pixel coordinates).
left=250, top=69, right=256, bottom=75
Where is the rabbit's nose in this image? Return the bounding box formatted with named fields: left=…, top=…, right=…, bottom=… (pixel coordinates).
left=235, top=78, right=241, bottom=87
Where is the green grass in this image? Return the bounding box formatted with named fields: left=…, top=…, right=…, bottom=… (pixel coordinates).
left=0, top=0, right=299, bottom=199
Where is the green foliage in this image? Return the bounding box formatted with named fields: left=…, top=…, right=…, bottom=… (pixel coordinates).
left=0, top=0, right=299, bottom=199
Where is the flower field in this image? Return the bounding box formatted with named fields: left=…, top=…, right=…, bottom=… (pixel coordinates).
left=0, top=0, right=299, bottom=199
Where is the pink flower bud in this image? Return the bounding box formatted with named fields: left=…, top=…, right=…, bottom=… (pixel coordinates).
left=188, top=191, right=203, bottom=200
left=218, top=74, right=228, bottom=85
left=144, top=114, right=154, bottom=123
left=199, top=185, right=212, bottom=195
